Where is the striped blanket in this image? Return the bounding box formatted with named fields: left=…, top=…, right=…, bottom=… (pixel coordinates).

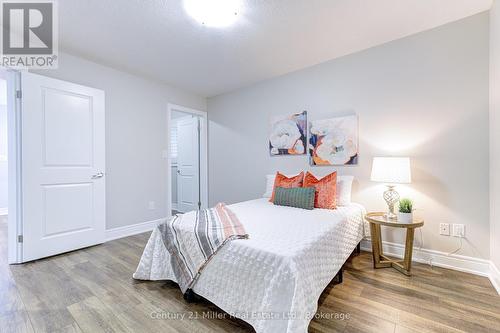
left=158, top=203, right=248, bottom=294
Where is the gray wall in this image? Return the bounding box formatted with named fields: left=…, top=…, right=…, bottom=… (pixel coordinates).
left=36, top=52, right=206, bottom=230
left=491, top=2, right=500, bottom=270
left=208, top=13, right=490, bottom=259
left=0, top=105, right=7, bottom=210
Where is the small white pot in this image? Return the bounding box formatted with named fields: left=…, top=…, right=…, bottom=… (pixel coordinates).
left=398, top=212, right=413, bottom=224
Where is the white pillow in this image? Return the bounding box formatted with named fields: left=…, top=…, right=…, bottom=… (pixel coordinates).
left=263, top=173, right=354, bottom=206
left=262, top=174, right=276, bottom=198
left=336, top=175, right=354, bottom=206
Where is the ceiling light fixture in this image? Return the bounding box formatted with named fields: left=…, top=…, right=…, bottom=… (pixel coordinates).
left=184, top=0, right=241, bottom=28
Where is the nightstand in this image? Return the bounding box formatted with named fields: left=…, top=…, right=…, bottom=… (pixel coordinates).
left=365, top=212, right=424, bottom=276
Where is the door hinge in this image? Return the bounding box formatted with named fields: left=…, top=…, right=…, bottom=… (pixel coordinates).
left=16, top=90, right=22, bottom=99
left=18, top=235, right=23, bottom=243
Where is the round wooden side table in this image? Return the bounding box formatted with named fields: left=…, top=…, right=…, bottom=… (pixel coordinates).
left=365, top=212, right=424, bottom=276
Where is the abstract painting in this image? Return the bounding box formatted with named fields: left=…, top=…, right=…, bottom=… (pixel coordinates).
left=309, top=115, right=358, bottom=165
left=269, top=111, right=307, bottom=156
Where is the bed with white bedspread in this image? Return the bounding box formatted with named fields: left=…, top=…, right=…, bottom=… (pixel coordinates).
left=134, top=198, right=366, bottom=333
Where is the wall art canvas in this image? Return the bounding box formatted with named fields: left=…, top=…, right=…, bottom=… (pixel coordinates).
left=309, top=115, right=358, bottom=165
left=269, top=111, right=307, bottom=156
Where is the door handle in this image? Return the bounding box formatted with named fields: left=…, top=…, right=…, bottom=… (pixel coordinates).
left=91, top=172, right=105, bottom=179
left=177, top=169, right=183, bottom=176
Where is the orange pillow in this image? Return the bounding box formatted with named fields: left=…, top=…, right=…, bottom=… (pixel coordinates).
left=269, top=172, right=304, bottom=202
left=303, top=171, right=337, bottom=209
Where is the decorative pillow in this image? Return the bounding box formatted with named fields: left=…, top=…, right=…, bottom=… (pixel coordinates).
left=273, top=187, right=315, bottom=210
left=263, top=173, right=301, bottom=198
left=337, top=175, right=354, bottom=206
left=265, top=173, right=354, bottom=205
left=269, top=172, right=304, bottom=202
left=303, top=171, right=337, bottom=209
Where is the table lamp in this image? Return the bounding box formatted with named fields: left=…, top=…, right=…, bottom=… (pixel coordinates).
left=370, top=157, right=412, bottom=220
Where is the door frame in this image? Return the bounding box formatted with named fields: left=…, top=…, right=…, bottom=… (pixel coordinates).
left=167, top=103, right=208, bottom=216
left=3, top=69, right=22, bottom=264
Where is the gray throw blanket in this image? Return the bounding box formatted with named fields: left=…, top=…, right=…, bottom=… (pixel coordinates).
left=158, top=203, right=248, bottom=293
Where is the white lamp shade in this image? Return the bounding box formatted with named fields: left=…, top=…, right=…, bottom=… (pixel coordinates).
left=370, top=157, right=411, bottom=184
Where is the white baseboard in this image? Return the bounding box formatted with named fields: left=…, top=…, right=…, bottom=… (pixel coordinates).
left=361, top=239, right=497, bottom=289
left=105, top=218, right=164, bottom=242
left=0, top=207, right=7, bottom=216
left=490, top=261, right=500, bottom=295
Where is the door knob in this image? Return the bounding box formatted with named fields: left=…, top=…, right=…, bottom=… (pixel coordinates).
left=91, top=172, right=104, bottom=179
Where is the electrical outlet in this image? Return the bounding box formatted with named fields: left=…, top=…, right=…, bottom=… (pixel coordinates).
left=148, top=201, right=156, bottom=210
left=452, top=224, right=465, bottom=238
left=439, top=223, right=450, bottom=236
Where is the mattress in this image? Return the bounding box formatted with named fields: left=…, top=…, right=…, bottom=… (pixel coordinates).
left=133, top=198, right=366, bottom=333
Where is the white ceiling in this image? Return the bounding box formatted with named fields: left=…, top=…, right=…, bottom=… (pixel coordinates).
left=59, top=0, right=492, bottom=97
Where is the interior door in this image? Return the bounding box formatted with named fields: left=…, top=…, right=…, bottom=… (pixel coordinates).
left=21, top=72, right=105, bottom=262
left=176, top=116, right=200, bottom=212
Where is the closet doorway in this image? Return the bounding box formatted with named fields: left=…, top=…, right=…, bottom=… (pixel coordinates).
left=167, top=104, right=208, bottom=216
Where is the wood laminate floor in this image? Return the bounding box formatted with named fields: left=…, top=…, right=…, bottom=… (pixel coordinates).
left=1, top=216, right=499, bottom=333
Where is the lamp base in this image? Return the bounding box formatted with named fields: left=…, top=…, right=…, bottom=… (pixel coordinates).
left=383, top=185, right=400, bottom=220
left=384, top=212, right=398, bottom=220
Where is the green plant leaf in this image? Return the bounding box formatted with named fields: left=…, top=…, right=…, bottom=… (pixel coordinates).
left=398, top=198, right=413, bottom=213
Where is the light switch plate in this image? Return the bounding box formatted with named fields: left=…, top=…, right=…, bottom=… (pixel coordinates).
left=439, top=223, right=450, bottom=236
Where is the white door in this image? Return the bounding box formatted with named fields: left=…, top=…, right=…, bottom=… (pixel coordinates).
left=176, top=116, right=200, bottom=212
left=21, top=72, right=105, bottom=262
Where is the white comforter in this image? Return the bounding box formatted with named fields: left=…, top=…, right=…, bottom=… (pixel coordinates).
left=133, top=199, right=366, bottom=333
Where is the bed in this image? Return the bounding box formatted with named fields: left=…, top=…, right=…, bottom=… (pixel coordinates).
left=133, top=198, right=366, bottom=333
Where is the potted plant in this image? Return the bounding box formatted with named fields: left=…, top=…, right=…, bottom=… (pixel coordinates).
left=398, top=198, right=413, bottom=223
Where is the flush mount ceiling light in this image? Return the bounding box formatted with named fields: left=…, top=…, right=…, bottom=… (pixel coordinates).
left=184, top=0, right=241, bottom=27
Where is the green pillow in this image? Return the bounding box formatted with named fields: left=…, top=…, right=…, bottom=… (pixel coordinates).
left=273, top=187, right=315, bottom=210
